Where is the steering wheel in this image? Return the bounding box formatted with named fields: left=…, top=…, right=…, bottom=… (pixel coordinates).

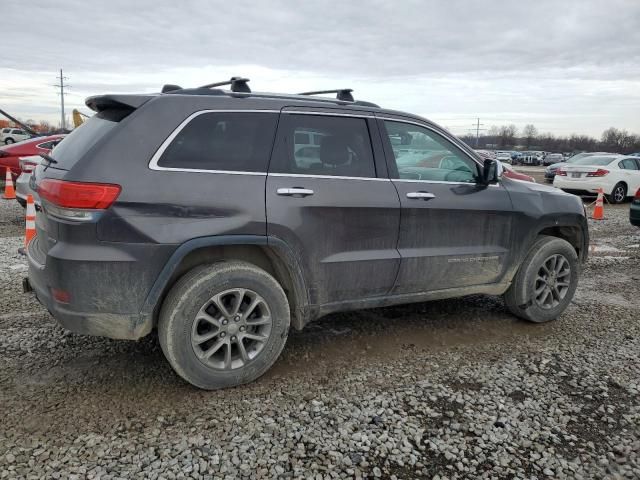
left=444, top=168, right=472, bottom=182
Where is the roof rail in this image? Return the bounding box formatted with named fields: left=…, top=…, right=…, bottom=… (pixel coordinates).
left=157, top=79, right=381, bottom=107
left=298, top=89, right=354, bottom=102
left=199, top=77, right=251, bottom=93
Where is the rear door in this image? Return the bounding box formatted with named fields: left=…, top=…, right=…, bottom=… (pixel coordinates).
left=377, top=116, right=515, bottom=294
left=266, top=109, right=401, bottom=305
left=618, top=158, right=640, bottom=194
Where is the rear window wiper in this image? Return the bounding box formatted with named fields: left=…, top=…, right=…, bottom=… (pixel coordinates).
left=39, top=153, right=58, bottom=170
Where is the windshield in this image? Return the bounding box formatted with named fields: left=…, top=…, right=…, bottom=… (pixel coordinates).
left=48, top=109, right=129, bottom=170
left=571, top=156, right=616, bottom=166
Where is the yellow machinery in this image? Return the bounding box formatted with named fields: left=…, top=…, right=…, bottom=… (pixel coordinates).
left=72, top=109, right=90, bottom=127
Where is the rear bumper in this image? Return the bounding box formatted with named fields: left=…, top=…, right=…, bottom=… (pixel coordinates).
left=26, top=234, right=174, bottom=340
left=553, top=177, right=609, bottom=194
left=15, top=173, right=39, bottom=204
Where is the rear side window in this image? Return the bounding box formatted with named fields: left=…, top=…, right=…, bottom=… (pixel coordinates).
left=157, top=112, right=278, bottom=172
left=270, top=114, right=376, bottom=178
left=37, top=139, right=62, bottom=150
left=619, top=158, right=639, bottom=170
left=50, top=109, right=129, bottom=170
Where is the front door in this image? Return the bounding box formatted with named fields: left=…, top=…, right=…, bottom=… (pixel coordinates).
left=266, top=111, right=401, bottom=305
left=378, top=117, right=515, bottom=294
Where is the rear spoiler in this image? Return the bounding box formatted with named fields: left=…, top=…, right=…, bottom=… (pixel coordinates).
left=85, top=94, right=156, bottom=113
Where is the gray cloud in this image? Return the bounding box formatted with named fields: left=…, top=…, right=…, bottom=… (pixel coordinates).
left=2, top=0, right=640, bottom=135
left=4, top=0, right=640, bottom=77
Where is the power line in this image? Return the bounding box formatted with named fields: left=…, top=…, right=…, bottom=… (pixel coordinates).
left=52, top=69, right=70, bottom=130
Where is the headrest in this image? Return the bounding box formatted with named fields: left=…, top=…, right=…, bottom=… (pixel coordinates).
left=320, top=136, right=350, bottom=166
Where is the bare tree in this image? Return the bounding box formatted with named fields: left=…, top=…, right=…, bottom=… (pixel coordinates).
left=498, top=124, right=518, bottom=148
left=522, top=124, right=538, bottom=148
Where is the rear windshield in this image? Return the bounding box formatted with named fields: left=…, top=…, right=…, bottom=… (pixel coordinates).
left=49, top=109, right=129, bottom=170
left=572, top=156, right=616, bottom=166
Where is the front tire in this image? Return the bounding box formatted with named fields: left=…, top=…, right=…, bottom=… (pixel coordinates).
left=504, top=236, right=579, bottom=323
left=608, top=182, right=627, bottom=204
left=158, top=261, right=290, bottom=390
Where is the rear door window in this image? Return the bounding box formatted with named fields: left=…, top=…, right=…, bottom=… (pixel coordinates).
left=37, top=139, right=62, bottom=150
left=270, top=114, right=376, bottom=178
left=156, top=112, right=278, bottom=172
left=619, top=158, right=639, bottom=170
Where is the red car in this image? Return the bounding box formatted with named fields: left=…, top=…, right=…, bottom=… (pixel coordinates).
left=502, top=162, right=535, bottom=182
left=0, top=134, right=66, bottom=179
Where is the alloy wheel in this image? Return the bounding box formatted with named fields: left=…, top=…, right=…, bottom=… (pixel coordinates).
left=534, top=254, right=571, bottom=310
left=191, top=288, right=272, bottom=370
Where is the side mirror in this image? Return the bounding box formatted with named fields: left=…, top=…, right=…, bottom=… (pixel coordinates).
left=481, top=159, right=501, bottom=184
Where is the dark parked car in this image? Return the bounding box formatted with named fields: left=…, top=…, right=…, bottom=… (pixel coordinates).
left=543, top=153, right=563, bottom=166
left=631, top=188, right=640, bottom=227
left=26, top=79, right=589, bottom=389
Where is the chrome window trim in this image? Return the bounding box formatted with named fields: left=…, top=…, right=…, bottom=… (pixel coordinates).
left=148, top=109, right=280, bottom=173
left=393, top=178, right=501, bottom=187
left=150, top=168, right=266, bottom=176
left=268, top=172, right=389, bottom=181
left=393, top=178, right=476, bottom=186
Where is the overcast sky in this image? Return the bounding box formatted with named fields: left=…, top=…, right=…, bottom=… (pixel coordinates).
left=2, top=0, right=639, bottom=137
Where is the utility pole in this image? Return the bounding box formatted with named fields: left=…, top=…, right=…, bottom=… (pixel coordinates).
left=473, top=118, right=486, bottom=147
left=53, top=69, right=69, bottom=130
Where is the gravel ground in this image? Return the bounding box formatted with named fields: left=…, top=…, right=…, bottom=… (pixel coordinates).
left=0, top=196, right=639, bottom=479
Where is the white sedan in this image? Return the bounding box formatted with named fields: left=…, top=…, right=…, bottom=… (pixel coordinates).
left=553, top=154, right=640, bottom=204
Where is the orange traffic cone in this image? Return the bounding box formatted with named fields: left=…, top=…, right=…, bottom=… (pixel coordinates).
left=25, top=194, right=36, bottom=248
left=2, top=168, right=16, bottom=199
left=592, top=188, right=604, bottom=220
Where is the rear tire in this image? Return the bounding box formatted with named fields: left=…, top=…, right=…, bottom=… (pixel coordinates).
left=504, top=235, right=579, bottom=323
left=158, top=261, right=290, bottom=390
left=4, top=138, right=14, bottom=144
left=608, top=182, right=627, bottom=204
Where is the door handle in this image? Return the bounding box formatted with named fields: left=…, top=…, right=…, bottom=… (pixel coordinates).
left=406, top=191, right=436, bottom=200
left=276, top=187, right=314, bottom=197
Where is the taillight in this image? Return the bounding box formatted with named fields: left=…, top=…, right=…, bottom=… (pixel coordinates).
left=586, top=169, right=609, bottom=177
left=557, top=169, right=567, bottom=176
left=50, top=287, right=71, bottom=304
left=20, top=162, right=38, bottom=173
left=635, top=188, right=640, bottom=200
left=39, top=179, right=121, bottom=221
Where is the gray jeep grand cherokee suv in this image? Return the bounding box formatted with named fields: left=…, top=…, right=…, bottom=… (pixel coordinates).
left=26, top=78, right=588, bottom=389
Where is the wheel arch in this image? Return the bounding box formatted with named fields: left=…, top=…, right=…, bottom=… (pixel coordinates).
left=141, top=236, right=309, bottom=331
left=537, top=224, right=586, bottom=261
left=611, top=180, right=628, bottom=196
